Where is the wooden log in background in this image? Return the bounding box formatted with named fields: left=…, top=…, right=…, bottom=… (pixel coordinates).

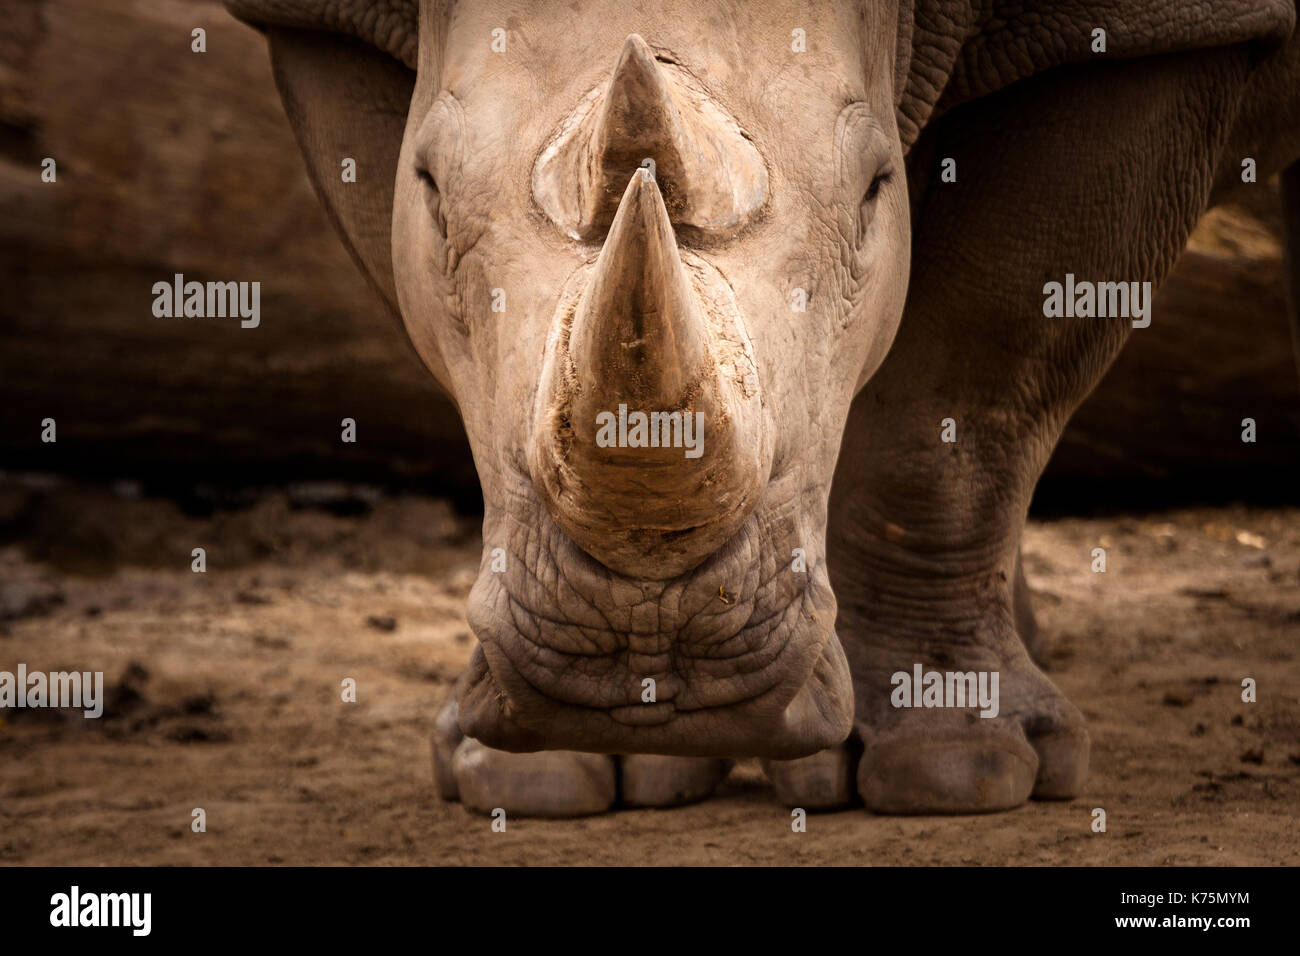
left=0, top=0, right=477, bottom=504
left=1, top=0, right=1296, bottom=511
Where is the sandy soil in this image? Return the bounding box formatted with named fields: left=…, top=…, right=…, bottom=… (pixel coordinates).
left=1, top=477, right=1297, bottom=866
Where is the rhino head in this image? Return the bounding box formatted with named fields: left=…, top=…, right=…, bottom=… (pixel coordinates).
left=382, top=2, right=910, bottom=759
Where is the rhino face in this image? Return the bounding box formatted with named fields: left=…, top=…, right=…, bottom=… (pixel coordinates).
left=391, top=0, right=910, bottom=758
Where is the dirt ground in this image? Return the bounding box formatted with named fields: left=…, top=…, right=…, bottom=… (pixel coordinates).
left=1, top=476, right=1297, bottom=866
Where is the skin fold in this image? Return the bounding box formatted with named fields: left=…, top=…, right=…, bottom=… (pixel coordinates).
left=229, top=0, right=1300, bottom=815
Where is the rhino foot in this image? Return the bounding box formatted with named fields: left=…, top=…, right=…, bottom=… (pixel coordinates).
left=766, top=620, right=1088, bottom=814
left=618, top=754, right=733, bottom=808
left=432, top=691, right=731, bottom=817
left=762, top=742, right=861, bottom=811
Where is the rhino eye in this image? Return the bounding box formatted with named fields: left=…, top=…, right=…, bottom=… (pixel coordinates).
left=417, top=167, right=447, bottom=238
left=856, top=168, right=892, bottom=246
left=864, top=170, right=890, bottom=204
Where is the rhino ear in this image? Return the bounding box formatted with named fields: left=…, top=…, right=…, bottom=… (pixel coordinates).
left=225, top=0, right=419, bottom=312
left=227, top=0, right=418, bottom=66
left=898, top=0, right=1295, bottom=151
left=260, top=26, right=414, bottom=316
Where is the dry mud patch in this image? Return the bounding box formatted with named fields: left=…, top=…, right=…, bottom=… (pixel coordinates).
left=1, top=481, right=1297, bottom=865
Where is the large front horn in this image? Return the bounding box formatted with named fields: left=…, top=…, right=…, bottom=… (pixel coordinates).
left=530, top=170, right=768, bottom=579
left=533, top=34, right=767, bottom=239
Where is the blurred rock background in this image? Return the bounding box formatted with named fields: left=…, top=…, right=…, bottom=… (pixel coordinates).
left=1, top=0, right=1297, bottom=512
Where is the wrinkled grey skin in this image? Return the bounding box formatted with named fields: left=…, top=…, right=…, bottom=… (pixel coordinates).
left=228, top=0, right=1300, bottom=815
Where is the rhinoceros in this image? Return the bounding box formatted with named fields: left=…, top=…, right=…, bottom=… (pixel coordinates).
left=224, top=0, right=1300, bottom=816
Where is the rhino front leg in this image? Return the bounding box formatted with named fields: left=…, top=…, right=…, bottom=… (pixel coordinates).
left=431, top=689, right=730, bottom=817
left=775, top=46, right=1256, bottom=814
left=1012, top=545, right=1048, bottom=666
